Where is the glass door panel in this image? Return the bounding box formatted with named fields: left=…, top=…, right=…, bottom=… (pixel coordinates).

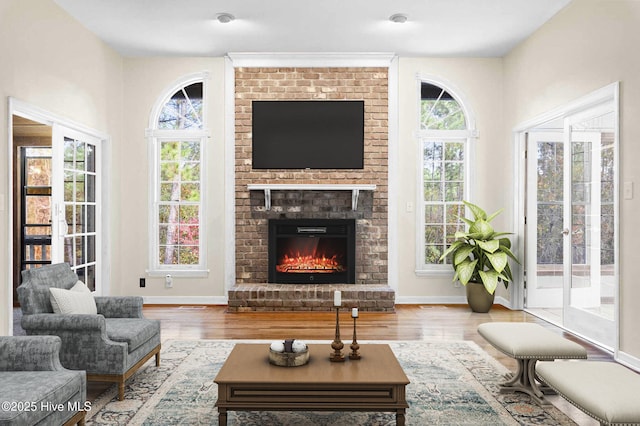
left=564, top=110, right=616, bottom=348
left=525, top=132, right=564, bottom=314
left=21, top=147, right=53, bottom=271
left=52, top=125, right=100, bottom=292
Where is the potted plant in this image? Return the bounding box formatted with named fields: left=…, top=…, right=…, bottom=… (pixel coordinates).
left=439, top=200, right=520, bottom=313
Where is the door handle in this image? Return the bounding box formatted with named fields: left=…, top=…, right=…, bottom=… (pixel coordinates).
left=55, top=204, right=68, bottom=237
left=562, top=228, right=570, bottom=236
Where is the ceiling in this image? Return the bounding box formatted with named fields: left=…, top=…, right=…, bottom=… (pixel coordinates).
left=53, top=0, right=571, bottom=58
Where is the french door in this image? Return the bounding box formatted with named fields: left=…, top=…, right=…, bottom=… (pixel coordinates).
left=525, top=103, right=617, bottom=349
left=51, top=125, right=101, bottom=291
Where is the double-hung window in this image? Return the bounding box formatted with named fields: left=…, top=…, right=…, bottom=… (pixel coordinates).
left=417, top=79, right=475, bottom=273
left=147, top=75, right=208, bottom=276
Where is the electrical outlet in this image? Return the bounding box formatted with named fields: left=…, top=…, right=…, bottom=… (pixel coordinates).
left=139, top=278, right=145, bottom=288
left=165, top=275, right=173, bottom=288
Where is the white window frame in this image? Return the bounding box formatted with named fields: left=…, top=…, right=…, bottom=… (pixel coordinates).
left=415, top=75, right=477, bottom=276
left=146, top=72, right=209, bottom=277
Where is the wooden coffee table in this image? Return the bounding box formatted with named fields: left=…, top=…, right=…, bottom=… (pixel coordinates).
left=214, top=343, right=410, bottom=425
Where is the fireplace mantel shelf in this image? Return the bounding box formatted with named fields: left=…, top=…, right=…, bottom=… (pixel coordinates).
left=247, top=184, right=376, bottom=211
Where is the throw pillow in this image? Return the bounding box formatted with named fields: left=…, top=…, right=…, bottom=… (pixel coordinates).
left=49, top=281, right=97, bottom=315
left=71, top=280, right=92, bottom=293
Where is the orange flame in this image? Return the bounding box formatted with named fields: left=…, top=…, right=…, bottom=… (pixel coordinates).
left=276, top=253, right=344, bottom=274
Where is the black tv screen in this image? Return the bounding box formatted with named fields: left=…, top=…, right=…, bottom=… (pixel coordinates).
left=252, top=100, right=364, bottom=169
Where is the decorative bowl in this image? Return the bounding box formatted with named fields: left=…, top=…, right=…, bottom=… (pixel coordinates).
left=268, top=347, right=309, bottom=367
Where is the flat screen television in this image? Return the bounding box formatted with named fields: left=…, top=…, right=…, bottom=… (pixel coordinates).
left=252, top=100, right=364, bottom=169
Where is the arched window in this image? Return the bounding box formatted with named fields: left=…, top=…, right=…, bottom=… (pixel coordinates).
left=417, top=79, right=475, bottom=272
left=147, top=74, right=208, bottom=275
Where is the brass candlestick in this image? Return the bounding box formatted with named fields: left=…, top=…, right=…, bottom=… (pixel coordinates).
left=349, top=316, right=361, bottom=360
left=330, top=307, right=345, bottom=362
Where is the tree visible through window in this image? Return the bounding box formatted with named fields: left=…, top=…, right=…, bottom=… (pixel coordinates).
left=158, top=83, right=203, bottom=130
left=158, top=140, right=201, bottom=265
left=419, top=81, right=471, bottom=268
left=151, top=80, right=205, bottom=270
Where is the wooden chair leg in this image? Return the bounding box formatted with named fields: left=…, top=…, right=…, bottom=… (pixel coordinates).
left=118, top=380, right=125, bottom=401
left=155, top=351, right=160, bottom=367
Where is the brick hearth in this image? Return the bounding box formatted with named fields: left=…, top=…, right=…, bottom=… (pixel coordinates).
left=227, top=284, right=395, bottom=312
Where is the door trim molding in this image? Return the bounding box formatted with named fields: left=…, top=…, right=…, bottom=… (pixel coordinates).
left=6, top=98, right=111, bottom=333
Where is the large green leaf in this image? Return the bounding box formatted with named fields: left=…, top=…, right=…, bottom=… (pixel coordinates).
left=485, top=251, right=508, bottom=273
left=502, top=263, right=513, bottom=283
left=454, top=231, right=469, bottom=239
left=478, top=270, right=499, bottom=294
left=456, top=259, right=478, bottom=285
left=453, top=244, right=475, bottom=266
left=439, top=240, right=465, bottom=261
left=469, top=220, right=494, bottom=239
left=496, top=235, right=513, bottom=244
left=499, top=244, right=520, bottom=264
left=486, top=208, right=504, bottom=223
left=477, top=239, right=499, bottom=253
left=460, top=217, right=474, bottom=228
left=464, top=200, right=487, bottom=220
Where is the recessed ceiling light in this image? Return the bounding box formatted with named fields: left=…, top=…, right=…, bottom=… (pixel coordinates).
left=216, top=13, right=235, bottom=24
left=389, top=13, right=408, bottom=24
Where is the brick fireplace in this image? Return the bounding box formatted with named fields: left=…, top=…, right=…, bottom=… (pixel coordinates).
left=228, top=65, right=394, bottom=312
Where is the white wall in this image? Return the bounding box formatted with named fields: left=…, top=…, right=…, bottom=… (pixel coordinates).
left=0, top=0, right=123, bottom=334
left=503, top=0, right=640, bottom=359
left=117, top=58, right=227, bottom=302
left=395, top=58, right=507, bottom=302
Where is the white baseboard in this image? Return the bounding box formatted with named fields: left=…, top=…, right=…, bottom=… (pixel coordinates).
left=142, top=296, right=228, bottom=305
left=395, top=295, right=514, bottom=309
left=616, top=350, right=640, bottom=372
left=395, top=296, right=467, bottom=304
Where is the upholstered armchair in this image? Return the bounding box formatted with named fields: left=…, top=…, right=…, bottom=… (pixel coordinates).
left=17, top=263, right=161, bottom=401
left=0, top=335, right=86, bottom=426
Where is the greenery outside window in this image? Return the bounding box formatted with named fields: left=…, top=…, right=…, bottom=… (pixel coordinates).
left=148, top=76, right=208, bottom=275
left=417, top=80, right=475, bottom=274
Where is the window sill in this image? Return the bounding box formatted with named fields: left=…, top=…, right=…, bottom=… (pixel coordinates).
left=146, top=269, right=210, bottom=278
left=415, top=268, right=454, bottom=278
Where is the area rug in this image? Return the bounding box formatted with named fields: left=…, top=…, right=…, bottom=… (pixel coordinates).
left=87, top=340, right=575, bottom=425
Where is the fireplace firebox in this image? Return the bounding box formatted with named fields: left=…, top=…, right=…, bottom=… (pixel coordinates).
left=268, top=219, right=355, bottom=284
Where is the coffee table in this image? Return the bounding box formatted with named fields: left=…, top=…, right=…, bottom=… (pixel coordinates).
left=214, top=343, right=410, bottom=425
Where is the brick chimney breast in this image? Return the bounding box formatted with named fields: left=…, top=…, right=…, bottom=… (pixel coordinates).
left=235, top=67, right=388, bottom=286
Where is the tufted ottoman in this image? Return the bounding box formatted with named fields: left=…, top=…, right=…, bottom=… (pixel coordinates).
left=477, top=322, right=587, bottom=405
left=537, top=361, right=640, bottom=425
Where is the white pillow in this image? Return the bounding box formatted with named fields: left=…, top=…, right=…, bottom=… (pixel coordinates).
left=49, top=281, right=97, bottom=315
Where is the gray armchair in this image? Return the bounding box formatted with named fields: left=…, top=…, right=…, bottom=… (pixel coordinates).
left=0, top=335, right=86, bottom=426
left=17, top=263, right=161, bottom=401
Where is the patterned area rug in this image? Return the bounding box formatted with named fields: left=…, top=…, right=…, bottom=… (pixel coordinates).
left=87, top=340, right=575, bottom=425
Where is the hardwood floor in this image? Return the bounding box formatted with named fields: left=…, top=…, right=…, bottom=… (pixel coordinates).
left=142, top=304, right=613, bottom=363
left=93, top=304, right=611, bottom=424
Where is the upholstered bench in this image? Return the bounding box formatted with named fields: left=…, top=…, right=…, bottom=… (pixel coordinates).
left=477, top=322, right=587, bottom=405
left=536, top=361, right=640, bottom=425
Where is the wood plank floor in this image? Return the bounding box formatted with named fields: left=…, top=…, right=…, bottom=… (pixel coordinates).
left=93, top=304, right=611, bottom=424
